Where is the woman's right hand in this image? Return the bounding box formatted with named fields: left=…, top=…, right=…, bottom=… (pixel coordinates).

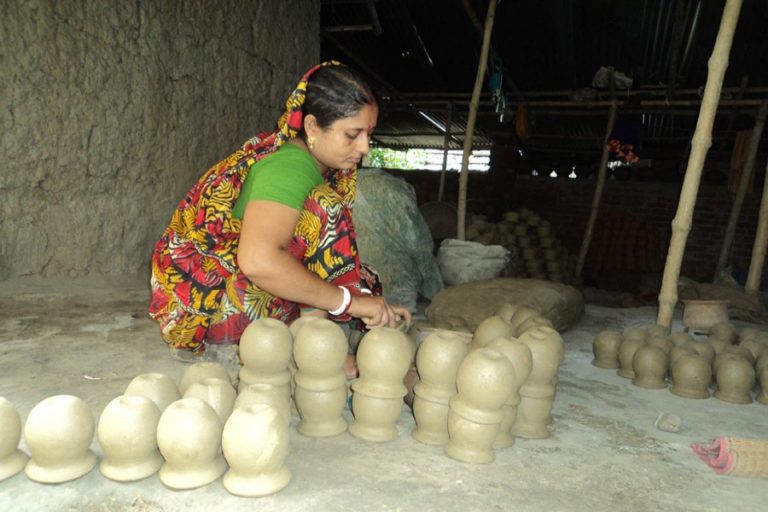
left=348, top=295, right=411, bottom=329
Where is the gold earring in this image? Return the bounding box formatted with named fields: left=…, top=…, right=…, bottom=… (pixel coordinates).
left=307, top=136, right=315, bottom=150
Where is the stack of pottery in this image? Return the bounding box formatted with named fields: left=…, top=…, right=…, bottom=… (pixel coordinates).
left=462, top=209, right=576, bottom=284
left=591, top=323, right=768, bottom=405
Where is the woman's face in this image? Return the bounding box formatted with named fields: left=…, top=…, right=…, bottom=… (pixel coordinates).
left=309, top=103, right=378, bottom=171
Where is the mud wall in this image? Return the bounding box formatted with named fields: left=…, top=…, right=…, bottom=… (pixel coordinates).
left=1, top=0, right=319, bottom=280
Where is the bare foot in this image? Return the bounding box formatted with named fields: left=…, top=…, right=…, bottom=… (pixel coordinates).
left=344, top=353, right=358, bottom=379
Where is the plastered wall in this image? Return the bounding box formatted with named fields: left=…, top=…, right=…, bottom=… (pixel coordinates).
left=1, top=0, right=319, bottom=280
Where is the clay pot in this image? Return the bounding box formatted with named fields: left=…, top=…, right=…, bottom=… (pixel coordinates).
left=24, top=395, right=97, bottom=483
left=622, top=327, right=647, bottom=343
left=669, top=345, right=697, bottom=370
left=738, top=338, right=765, bottom=361
left=647, top=336, right=673, bottom=355
left=714, top=346, right=755, bottom=375
left=669, top=331, right=694, bottom=347
left=157, top=398, right=226, bottom=490
left=183, top=377, right=237, bottom=426
left=516, top=316, right=554, bottom=336
left=235, top=383, right=291, bottom=425
left=632, top=346, right=669, bottom=389
left=670, top=355, right=712, bottom=399
left=714, top=357, right=755, bottom=404
left=97, top=395, right=163, bottom=482
left=756, top=351, right=768, bottom=376
left=495, top=303, right=518, bottom=323
left=687, top=340, right=716, bottom=366
left=738, top=327, right=763, bottom=344
left=617, top=338, right=646, bottom=379
left=708, top=321, right=738, bottom=344
left=239, top=319, right=293, bottom=401
left=707, top=336, right=729, bottom=356
left=179, top=362, right=231, bottom=395
left=222, top=404, right=291, bottom=497
left=412, top=331, right=469, bottom=446
left=445, top=348, right=515, bottom=463
left=487, top=337, right=532, bottom=448
left=124, top=373, right=180, bottom=412
left=292, top=318, right=348, bottom=438
left=645, top=324, right=669, bottom=339
left=682, top=300, right=729, bottom=333
left=509, top=307, right=541, bottom=336
left=592, top=331, right=623, bottom=369
left=0, top=397, right=27, bottom=482
left=757, top=367, right=768, bottom=405
left=471, top=315, right=515, bottom=351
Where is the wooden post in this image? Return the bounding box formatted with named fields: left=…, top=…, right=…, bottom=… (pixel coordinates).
left=657, top=0, right=743, bottom=328
left=457, top=0, right=496, bottom=241
left=714, top=101, right=768, bottom=278
left=575, top=68, right=618, bottom=278
left=437, top=102, right=454, bottom=202
left=745, top=158, right=768, bottom=294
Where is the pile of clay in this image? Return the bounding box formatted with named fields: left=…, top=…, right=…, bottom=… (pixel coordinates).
left=464, top=208, right=576, bottom=285
left=591, top=321, right=768, bottom=405
left=0, top=309, right=567, bottom=495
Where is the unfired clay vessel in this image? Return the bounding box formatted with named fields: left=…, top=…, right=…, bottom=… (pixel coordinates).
left=669, top=331, right=694, bottom=347
left=592, top=330, right=623, bottom=369
left=508, top=307, right=540, bottom=336
left=709, top=321, right=738, bottom=345
left=445, top=348, right=514, bottom=464
left=222, top=404, right=291, bottom=497
left=235, top=383, right=291, bottom=426
left=707, top=335, right=729, bottom=356
left=738, top=338, right=765, bottom=360
left=24, top=395, right=97, bottom=483
left=350, top=327, right=415, bottom=442
left=756, top=351, right=768, bottom=376
left=487, top=337, right=532, bottom=448
left=670, top=355, right=711, bottom=399
left=516, top=316, right=554, bottom=336
left=512, top=326, right=565, bottom=439
left=495, top=303, right=518, bottom=323
left=687, top=340, right=716, bottom=366
left=669, top=345, right=697, bottom=370
left=617, top=338, right=647, bottom=379
left=714, top=357, right=755, bottom=404
left=647, top=336, right=673, bottom=355
left=632, top=346, right=669, bottom=389
left=124, top=372, right=181, bottom=412
left=238, top=318, right=293, bottom=402
left=412, top=330, right=469, bottom=445
left=645, top=324, right=669, bottom=339
left=714, top=347, right=755, bottom=376
left=0, top=397, right=27, bottom=482
left=156, top=398, right=227, bottom=490
left=738, top=327, right=763, bottom=343
left=97, top=395, right=163, bottom=482
left=622, top=327, right=647, bottom=343
left=183, top=377, right=237, bottom=425
left=293, top=318, right=348, bottom=437
left=758, top=367, right=768, bottom=405
left=179, top=362, right=231, bottom=395
left=471, top=315, right=514, bottom=351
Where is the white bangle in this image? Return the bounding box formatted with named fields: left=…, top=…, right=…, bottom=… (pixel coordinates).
left=328, top=286, right=352, bottom=316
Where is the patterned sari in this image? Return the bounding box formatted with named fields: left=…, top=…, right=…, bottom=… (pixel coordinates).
left=149, top=62, right=378, bottom=353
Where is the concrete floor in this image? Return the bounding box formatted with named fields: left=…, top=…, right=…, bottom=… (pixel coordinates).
left=1, top=274, right=767, bottom=512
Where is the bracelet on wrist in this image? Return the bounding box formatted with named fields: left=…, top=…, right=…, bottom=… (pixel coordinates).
left=328, top=286, right=352, bottom=316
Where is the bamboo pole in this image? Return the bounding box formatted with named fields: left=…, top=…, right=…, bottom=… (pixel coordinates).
left=457, top=0, right=496, bottom=240
left=575, top=86, right=619, bottom=277
left=745, top=158, right=768, bottom=293
left=657, top=0, right=743, bottom=328
left=714, top=101, right=768, bottom=279
left=437, top=103, right=454, bottom=202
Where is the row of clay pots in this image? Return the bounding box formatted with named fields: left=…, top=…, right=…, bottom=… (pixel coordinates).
left=411, top=303, right=565, bottom=464
left=592, top=323, right=768, bottom=405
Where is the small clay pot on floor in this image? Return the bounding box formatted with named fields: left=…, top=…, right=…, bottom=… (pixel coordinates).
left=670, top=331, right=694, bottom=347
left=709, top=321, right=738, bottom=345
left=669, top=345, right=697, bottom=371
left=757, top=367, right=768, bottom=405
left=632, top=346, right=669, bottom=389
left=738, top=338, right=765, bottom=361
left=647, top=336, right=673, bottom=355
left=714, top=357, right=755, bottom=404
left=592, top=331, right=622, bottom=369
left=687, top=340, right=716, bottom=367
left=617, top=338, right=646, bottom=379
left=670, top=355, right=712, bottom=399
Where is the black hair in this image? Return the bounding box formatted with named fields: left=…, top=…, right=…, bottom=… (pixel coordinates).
left=302, top=65, right=377, bottom=133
